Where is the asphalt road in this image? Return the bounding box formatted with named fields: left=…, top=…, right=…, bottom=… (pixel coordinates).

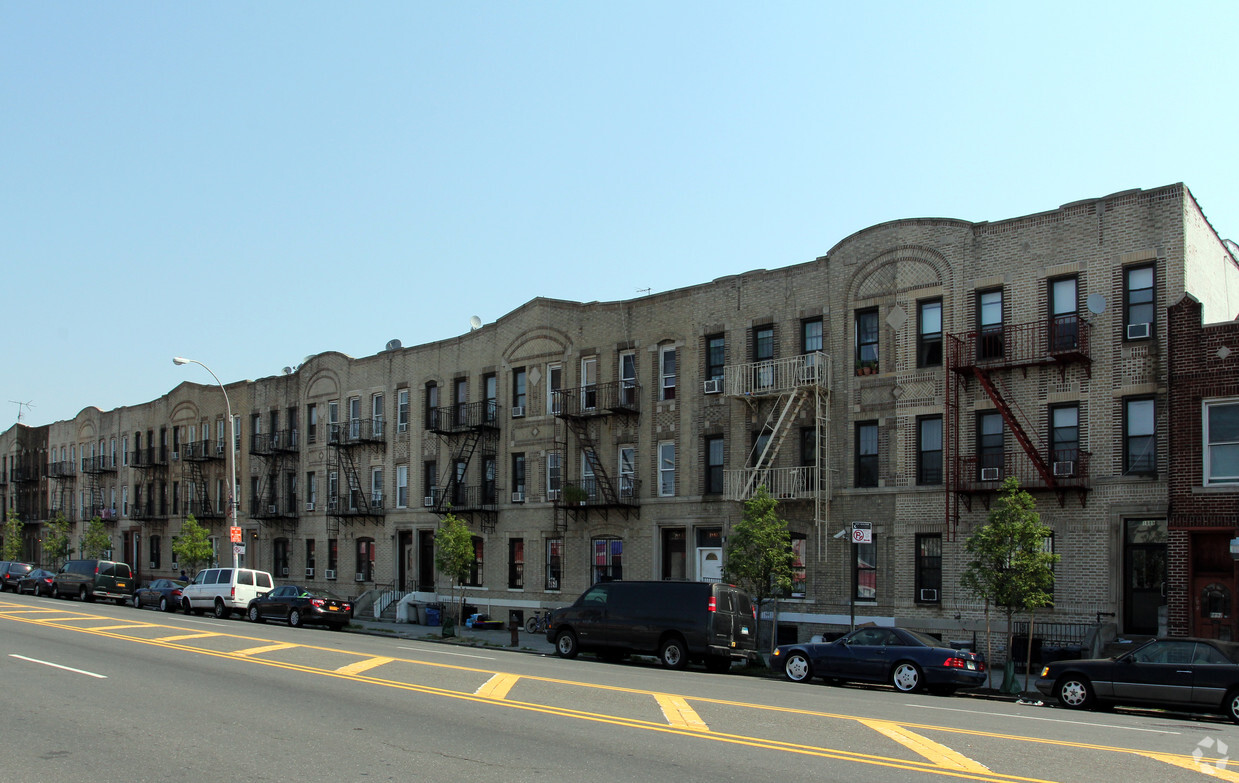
left=3, top=591, right=1238, bottom=783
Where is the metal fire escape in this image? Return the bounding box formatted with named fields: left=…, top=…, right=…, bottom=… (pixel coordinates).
left=945, top=316, right=1093, bottom=540
left=327, top=418, right=387, bottom=537
left=181, top=436, right=226, bottom=524
left=552, top=380, right=642, bottom=533
left=723, top=353, right=830, bottom=527
left=426, top=400, right=500, bottom=533
left=130, top=437, right=170, bottom=529
left=79, top=453, right=117, bottom=525
left=250, top=428, right=301, bottom=534
left=46, top=457, right=76, bottom=522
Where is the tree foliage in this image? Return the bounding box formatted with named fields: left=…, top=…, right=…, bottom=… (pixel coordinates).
left=434, top=512, right=475, bottom=629
left=43, top=512, right=72, bottom=568
left=2, top=509, right=23, bottom=561
left=723, top=486, right=795, bottom=651
left=80, top=517, right=112, bottom=560
left=172, top=515, right=215, bottom=575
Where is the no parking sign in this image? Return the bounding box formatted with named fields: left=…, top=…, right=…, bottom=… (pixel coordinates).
left=851, top=521, right=872, bottom=544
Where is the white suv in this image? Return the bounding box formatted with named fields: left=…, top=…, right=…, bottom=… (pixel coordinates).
left=181, top=567, right=275, bottom=618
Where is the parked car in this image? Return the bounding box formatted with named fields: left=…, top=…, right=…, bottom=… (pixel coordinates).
left=51, top=560, right=134, bottom=604
left=772, top=626, right=987, bottom=694
left=16, top=568, right=56, bottom=596
left=180, top=567, right=275, bottom=618
left=132, top=578, right=188, bottom=612
left=0, top=561, right=34, bottom=592
left=546, top=581, right=757, bottom=672
left=1036, top=637, right=1239, bottom=722
left=245, top=585, right=352, bottom=630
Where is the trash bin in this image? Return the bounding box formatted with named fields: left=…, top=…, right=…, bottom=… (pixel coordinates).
left=425, top=606, right=441, bottom=626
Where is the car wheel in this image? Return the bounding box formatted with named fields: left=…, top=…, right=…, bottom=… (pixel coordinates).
left=248, top=605, right=264, bottom=623
left=289, top=609, right=303, bottom=628
left=182, top=598, right=193, bottom=615
left=659, top=636, right=689, bottom=670
left=79, top=586, right=91, bottom=603
left=891, top=661, right=924, bottom=693
left=33, top=584, right=41, bottom=597
left=159, top=597, right=169, bottom=612
left=213, top=599, right=229, bottom=619
left=555, top=630, right=579, bottom=659
left=784, top=652, right=813, bottom=683
left=1056, top=676, right=1095, bottom=710
left=132, top=594, right=142, bottom=608
left=51, top=584, right=60, bottom=599
left=1225, top=688, right=1239, bottom=723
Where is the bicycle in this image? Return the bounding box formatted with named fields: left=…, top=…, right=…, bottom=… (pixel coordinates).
left=525, top=609, right=551, bottom=634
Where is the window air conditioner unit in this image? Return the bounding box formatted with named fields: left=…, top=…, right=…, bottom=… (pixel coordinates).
left=547, top=489, right=561, bottom=501
left=324, top=569, right=336, bottom=580
left=919, top=588, right=939, bottom=602
left=171, top=562, right=178, bottom=571
left=267, top=504, right=278, bottom=514
left=150, top=561, right=157, bottom=569
left=305, top=502, right=315, bottom=512
left=511, top=491, right=525, bottom=503
left=980, top=468, right=1000, bottom=481
left=280, top=567, right=289, bottom=577
left=171, top=451, right=179, bottom=461
left=1127, top=322, right=1151, bottom=340
left=217, top=444, right=226, bottom=456
left=423, top=495, right=436, bottom=507
left=1052, top=461, right=1075, bottom=477
left=327, top=499, right=339, bottom=512
left=397, top=422, right=408, bottom=433
left=305, top=568, right=314, bottom=579
left=511, top=405, right=525, bottom=418
left=703, top=379, right=723, bottom=394
left=355, top=573, right=366, bottom=582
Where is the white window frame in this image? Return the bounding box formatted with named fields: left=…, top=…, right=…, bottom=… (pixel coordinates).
left=397, top=389, right=409, bottom=432
left=547, top=452, right=562, bottom=496
left=581, top=356, right=597, bottom=410
left=618, top=446, right=635, bottom=498
left=396, top=464, right=408, bottom=508
left=658, top=441, right=676, bottom=496
left=660, top=346, right=677, bottom=401
left=371, top=467, right=383, bottom=507
left=1204, top=399, right=1239, bottom=485
left=548, top=363, right=562, bottom=415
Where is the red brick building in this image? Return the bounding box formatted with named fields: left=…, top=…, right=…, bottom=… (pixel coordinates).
left=1168, top=293, right=1239, bottom=640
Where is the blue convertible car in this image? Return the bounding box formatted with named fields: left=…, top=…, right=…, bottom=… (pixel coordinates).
left=772, top=626, right=987, bottom=694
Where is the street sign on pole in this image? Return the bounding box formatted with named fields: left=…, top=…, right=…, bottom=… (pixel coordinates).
left=233, top=544, right=245, bottom=556
left=851, top=521, right=872, bottom=544
left=230, top=526, right=242, bottom=544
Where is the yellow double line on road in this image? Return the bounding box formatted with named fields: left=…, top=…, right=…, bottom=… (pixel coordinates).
left=2, top=602, right=1228, bottom=782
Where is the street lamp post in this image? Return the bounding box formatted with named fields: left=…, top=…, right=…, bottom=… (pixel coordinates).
left=173, top=357, right=238, bottom=570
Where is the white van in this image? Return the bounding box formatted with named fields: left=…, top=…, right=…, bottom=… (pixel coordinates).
left=181, top=567, right=275, bottom=618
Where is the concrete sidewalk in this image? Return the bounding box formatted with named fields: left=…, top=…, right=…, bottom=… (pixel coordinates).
left=347, top=615, right=558, bottom=655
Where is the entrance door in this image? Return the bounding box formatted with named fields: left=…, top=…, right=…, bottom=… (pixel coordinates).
left=697, top=548, right=723, bottom=581
left=1125, top=519, right=1167, bottom=635
left=397, top=530, right=412, bottom=592
left=123, top=530, right=140, bottom=581
left=417, top=529, right=435, bottom=592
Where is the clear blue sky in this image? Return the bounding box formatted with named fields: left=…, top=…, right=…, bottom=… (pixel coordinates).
left=3, top=2, right=1236, bottom=428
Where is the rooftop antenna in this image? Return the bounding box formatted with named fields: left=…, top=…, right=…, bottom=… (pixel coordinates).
left=9, top=399, right=34, bottom=423
left=636, top=287, right=651, bottom=297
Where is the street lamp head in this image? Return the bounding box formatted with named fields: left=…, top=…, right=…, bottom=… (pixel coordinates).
left=172, top=357, right=190, bottom=366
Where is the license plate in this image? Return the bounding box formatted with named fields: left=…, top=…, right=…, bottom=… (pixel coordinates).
left=967, top=661, right=976, bottom=670
left=327, top=606, right=338, bottom=611
left=117, top=582, right=127, bottom=588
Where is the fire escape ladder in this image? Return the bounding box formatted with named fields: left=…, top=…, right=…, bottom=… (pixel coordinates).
left=435, top=428, right=481, bottom=513
left=969, top=367, right=1055, bottom=489
left=334, top=445, right=365, bottom=518
left=740, top=390, right=806, bottom=498
left=563, top=417, right=618, bottom=505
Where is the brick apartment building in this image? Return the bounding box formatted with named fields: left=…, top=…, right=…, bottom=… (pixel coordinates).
left=2, top=183, right=1236, bottom=648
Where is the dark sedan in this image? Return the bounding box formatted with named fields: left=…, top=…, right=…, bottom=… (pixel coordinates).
left=1036, top=637, right=1239, bottom=722
left=132, top=579, right=188, bottom=612
left=0, top=561, right=34, bottom=592
left=16, top=568, right=56, bottom=596
left=246, top=585, right=352, bottom=630
left=772, top=626, right=987, bottom=694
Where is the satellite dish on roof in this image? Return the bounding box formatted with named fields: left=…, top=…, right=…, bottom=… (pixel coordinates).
left=1087, top=293, right=1107, bottom=315
left=469, top=315, right=482, bottom=331
left=386, top=339, right=402, bottom=351
left=282, top=366, right=293, bottom=375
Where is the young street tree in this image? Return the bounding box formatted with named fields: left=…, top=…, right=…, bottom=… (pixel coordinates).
left=172, top=514, right=214, bottom=576
left=434, top=512, right=475, bottom=634
left=80, top=517, right=112, bottom=560
left=960, top=477, right=1058, bottom=691
left=43, top=512, right=71, bottom=568
left=2, top=509, right=23, bottom=561
left=723, top=485, right=796, bottom=653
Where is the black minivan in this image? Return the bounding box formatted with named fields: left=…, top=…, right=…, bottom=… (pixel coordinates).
left=547, top=581, right=757, bottom=672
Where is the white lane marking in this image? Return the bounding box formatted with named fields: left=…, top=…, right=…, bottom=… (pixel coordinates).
left=10, top=654, right=107, bottom=679
left=178, top=618, right=232, bottom=627
left=904, top=703, right=1181, bottom=734
left=396, top=646, right=496, bottom=660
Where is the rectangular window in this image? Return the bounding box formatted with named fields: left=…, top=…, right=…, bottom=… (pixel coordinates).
left=372, top=394, right=384, bottom=436
left=658, top=441, right=676, bottom=496
left=619, top=352, right=637, bottom=407
left=482, top=455, right=496, bottom=504
left=307, top=404, right=317, bottom=444
left=508, top=538, right=524, bottom=589
left=618, top=446, right=635, bottom=498
left=918, top=416, right=943, bottom=485
left=661, top=527, right=686, bottom=580
left=1050, top=405, right=1080, bottom=476
left=512, top=453, right=526, bottom=499
left=327, top=400, right=339, bottom=443
left=660, top=346, right=677, bottom=400
left=454, top=379, right=467, bottom=426
left=547, top=364, right=562, bottom=414
left=306, top=472, right=317, bottom=507
left=512, top=368, right=527, bottom=412
left=790, top=533, right=806, bottom=598
left=918, top=299, right=943, bottom=367
left=464, top=537, right=483, bottom=587
left=915, top=533, right=942, bottom=603
left=855, top=421, right=878, bottom=488
left=424, top=383, right=438, bottom=429
left=977, top=288, right=1004, bottom=360
left=855, top=541, right=877, bottom=601
left=855, top=309, right=878, bottom=370
left=483, top=373, right=497, bottom=423
left=579, top=357, right=597, bottom=411
left=423, top=461, right=437, bottom=504
left=978, top=411, right=1004, bottom=479
left=397, top=389, right=409, bottom=432
left=1205, top=400, right=1239, bottom=485
left=580, top=449, right=596, bottom=499
left=753, top=325, right=774, bottom=388
left=328, top=538, right=338, bottom=573
left=1049, top=276, right=1079, bottom=351
left=306, top=539, right=316, bottom=574
left=801, top=318, right=822, bottom=355
left=328, top=470, right=339, bottom=509
left=705, top=435, right=724, bottom=495
left=706, top=334, right=726, bottom=382
left=547, top=452, right=562, bottom=498
left=396, top=465, right=408, bottom=508
left=545, top=538, right=562, bottom=590
left=800, top=427, right=817, bottom=490
left=592, top=538, right=623, bottom=583
left=1125, top=397, right=1156, bottom=475
left=1125, top=264, right=1155, bottom=339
